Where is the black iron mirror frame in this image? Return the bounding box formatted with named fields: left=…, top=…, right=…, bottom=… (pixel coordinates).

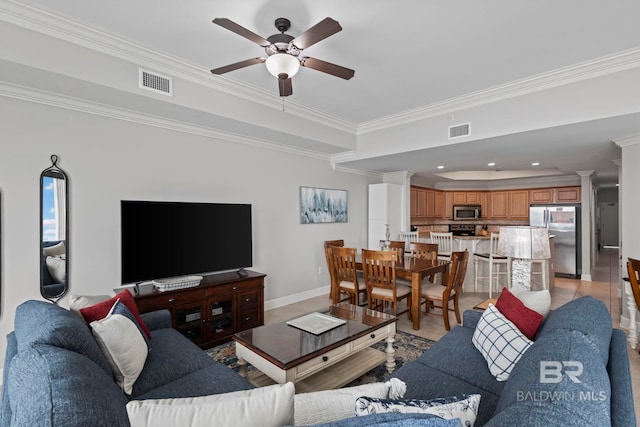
left=40, top=154, right=69, bottom=302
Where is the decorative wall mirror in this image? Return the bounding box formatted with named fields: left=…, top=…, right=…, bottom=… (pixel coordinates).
left=40, top=154, right=69, bottom=302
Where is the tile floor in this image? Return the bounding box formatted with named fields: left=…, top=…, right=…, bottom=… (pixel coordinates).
left=265, top=247, right=639, bottom=421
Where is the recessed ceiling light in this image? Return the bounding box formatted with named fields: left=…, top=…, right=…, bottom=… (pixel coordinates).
left=531, top=162, right=540, bottom=166
left=437, top=165, right=444, bottom=169
left=488, top=162, right=495, bottom=167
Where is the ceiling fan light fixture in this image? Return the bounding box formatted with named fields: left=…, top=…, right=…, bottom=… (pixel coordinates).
left=265, top=53, right=300, bottom=78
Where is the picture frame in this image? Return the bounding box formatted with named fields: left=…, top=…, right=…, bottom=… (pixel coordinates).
left=299, top=187, right=348, bottom=224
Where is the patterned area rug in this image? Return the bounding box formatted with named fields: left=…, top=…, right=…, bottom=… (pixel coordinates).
left=205, top=330, right=436, bottom=386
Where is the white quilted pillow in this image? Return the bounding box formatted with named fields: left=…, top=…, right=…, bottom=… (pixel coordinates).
left=472, top=304, right=533, bottom=381
left=126, top=382, right=295, bottom=427
left=294, top=379, right=406, bottom=426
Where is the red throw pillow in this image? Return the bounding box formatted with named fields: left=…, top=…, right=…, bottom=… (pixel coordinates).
left=80, top=289, right=152, bottom=339
left=495, top=287, right=543, bottom=340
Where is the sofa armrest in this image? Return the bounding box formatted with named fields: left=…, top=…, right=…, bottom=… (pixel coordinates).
left=608, top=328, right=637, bottom=427
left=462, top=310, right=482, bottom=329
left=140, top=309, right=171, bottom=331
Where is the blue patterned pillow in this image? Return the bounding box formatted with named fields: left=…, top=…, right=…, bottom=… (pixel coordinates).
left=355, top=394, right=480, bottom=426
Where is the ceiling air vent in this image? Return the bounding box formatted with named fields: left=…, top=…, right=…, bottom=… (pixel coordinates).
left=448, top=122, right=470, bottom=139
left=139, top=69, right=173, bottom=96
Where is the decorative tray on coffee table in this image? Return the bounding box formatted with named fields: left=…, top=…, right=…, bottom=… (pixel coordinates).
left=286, top=312, right=347, bottom=335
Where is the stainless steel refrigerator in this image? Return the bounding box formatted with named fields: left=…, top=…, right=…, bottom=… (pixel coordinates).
left=530, top=205, right=580, bottom=277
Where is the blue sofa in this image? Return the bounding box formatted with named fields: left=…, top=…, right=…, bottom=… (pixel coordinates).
left=1, top=300, right=254, bottom=426
left=392, top=296, right=636, bottom=426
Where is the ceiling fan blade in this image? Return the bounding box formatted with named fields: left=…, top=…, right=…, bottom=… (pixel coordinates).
left=300, top=57, right=355, bottom=80
left=291, top=17, right=342, bottom=50
left=278, top=76, right=293, bottom=97
left=210, top=57, right=266, bottom=75
left=212, top=18, right=271, bottom=47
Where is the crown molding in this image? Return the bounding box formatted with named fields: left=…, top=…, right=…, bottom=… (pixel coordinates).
left=614, top=133, right=640, bottom=147
left=0, top=1, right=358, bottom=134
left=0, top=80, right=333, bottom=161
left=358, top=47, right=640, bottom=135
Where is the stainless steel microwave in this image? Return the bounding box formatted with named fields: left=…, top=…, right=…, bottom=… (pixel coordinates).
left=453, top=205, right=481, bottom=220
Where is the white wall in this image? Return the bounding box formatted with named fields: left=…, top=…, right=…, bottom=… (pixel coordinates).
left=0, top=95, right=377, bottom=367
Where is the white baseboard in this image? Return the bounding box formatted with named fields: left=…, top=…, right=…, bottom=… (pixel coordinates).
left=264, top=286, right=331, bottom=311
left=581, top=273, right=592, bottom=281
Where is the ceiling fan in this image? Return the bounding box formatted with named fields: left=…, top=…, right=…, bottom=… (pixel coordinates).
left=210, top=17, right=355, bottom=97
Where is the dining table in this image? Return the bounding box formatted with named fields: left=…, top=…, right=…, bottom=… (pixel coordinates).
left=352, top=253, right=450, bottom=330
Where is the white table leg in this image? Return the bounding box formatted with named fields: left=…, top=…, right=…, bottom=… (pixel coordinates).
left=385, top=334, right=396, bottom=374
left=237, top=357, right=248, bottom=378
left=625, top=282, right=637, bottom=349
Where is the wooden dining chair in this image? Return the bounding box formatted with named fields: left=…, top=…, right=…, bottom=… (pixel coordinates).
left=379, top=240, right=406, bottom=260
left=331, top=246, right=367, bottom=306
left=362, top=249, right=412, bottom=318
left=420, top=250, right=469, bottom=331
left=627, top=258, right=640, bottom=351
left=323, top=240, right=344, bottom=303
left=409, top=242, right=439, bottom=284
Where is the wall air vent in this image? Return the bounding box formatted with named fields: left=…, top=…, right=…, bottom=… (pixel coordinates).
left=448, top=122, right=470, bottom=139
left=139, top=69, right=173, bottom=96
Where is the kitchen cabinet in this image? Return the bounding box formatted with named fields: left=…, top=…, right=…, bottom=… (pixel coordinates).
left=555, top=186, right=580, bottom=203
left=411, top=186, right=443, bottom=220
left=489, top=190, right=529, bottom=219
left=529, top=186, right=581, bottom=204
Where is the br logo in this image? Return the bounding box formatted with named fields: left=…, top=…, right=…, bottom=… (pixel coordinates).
left=540, top=361, right=583, bottom=383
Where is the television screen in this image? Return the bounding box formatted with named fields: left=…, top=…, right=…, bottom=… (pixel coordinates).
left=121, top=201, right=252, bottom=284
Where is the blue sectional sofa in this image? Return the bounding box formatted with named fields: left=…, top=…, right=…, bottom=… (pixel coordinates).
left=1, top=300, right=254, bottom=426
left=392, top=296, right=636, bottom=426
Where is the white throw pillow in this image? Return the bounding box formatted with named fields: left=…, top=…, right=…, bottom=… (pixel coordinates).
left=91, top=300, right=149, bottom=395
left=45, top=255, right=66, bottom=283
left=68, top=294, right=112, bottom=316
left=42, top=241, right=65, bottom=256
left=294, top=379, right=406, bottom=426
left=126, top=382, right=295, bottom=427
left=472, top=304, right=533, bottom=381
left=511, top=288, right=551, bottom=317
left=355, top=394, right=481, bottom=426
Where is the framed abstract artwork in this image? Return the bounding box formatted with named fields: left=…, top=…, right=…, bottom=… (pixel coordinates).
left=299, top=187, right=348, bottom=224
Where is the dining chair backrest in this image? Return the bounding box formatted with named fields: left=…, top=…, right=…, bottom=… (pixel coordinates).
left=362, top=249, right=396, bottom=292
left=379, top=240, right=405, bottom=260
left=399, top=231, right=420, bottom=249
left=430, top=232, right=454, bottom=257
left=409, top=242, right=438, bottom=263
left=488, top=233, right=501, bottom=257
left=323, top=239, right=344, bottom=272
left=331, top=246, right=359, bottom=285
left=447, top=250, right=470, bottom=294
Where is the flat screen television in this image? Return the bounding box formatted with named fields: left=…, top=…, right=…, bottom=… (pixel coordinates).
left=121, top=200, right=252, bottom=284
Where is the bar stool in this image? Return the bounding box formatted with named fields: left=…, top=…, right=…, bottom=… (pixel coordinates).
left=474, top=233, right=509, bottom=298
left=430, top=232, right=454, bottom=261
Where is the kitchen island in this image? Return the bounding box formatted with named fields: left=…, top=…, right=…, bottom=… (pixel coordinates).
left=418, top=233, right=555, bottom=292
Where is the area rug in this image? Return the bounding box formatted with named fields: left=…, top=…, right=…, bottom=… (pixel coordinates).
left=206, top=330, right=436, bottom=386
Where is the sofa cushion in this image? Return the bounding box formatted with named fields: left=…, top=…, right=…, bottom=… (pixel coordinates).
left=511, top=288, right=551, bottom=317
left=7, top=344, right=130, bottom=427
left=300, top=412, right=461, bottom=427
left=91, top=300, right=150, bottom=395
left=129, top=328, right=219, bottom=397
left=491, top=328, right=611, bottom=426
left=134, top=362, right=254, bottom=400
left=495, top=287, right=543, bottom=340
left=354, top=394, right=481, bottom=426
left=80, top=289, right=152, bottom=339
left=14, top=300, right=112, bottom=375
left=392, top=356, right=500, bottom=427
left=472, top=305, right=533, bottom=381
left=126, top=382, right=294, bottom=427
left=537, top=296, right=612, bottom=365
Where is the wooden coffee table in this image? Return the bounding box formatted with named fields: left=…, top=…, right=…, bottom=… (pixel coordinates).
left=234, top=303, right=397, bottom=392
